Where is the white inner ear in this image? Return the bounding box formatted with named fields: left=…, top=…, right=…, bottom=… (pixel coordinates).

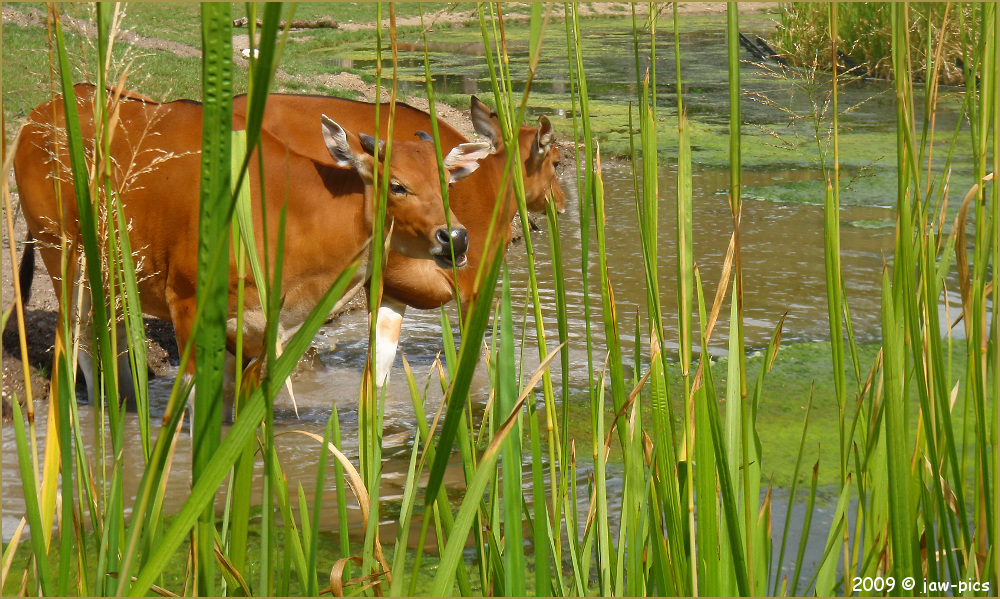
left=471, top=99, right=503, bottom=148
left=444, top=142, right=492, bottom=183
left=321, top=115, right=355, bottom=168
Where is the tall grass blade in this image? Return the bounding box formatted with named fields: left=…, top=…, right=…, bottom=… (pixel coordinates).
left=193, top=4, right=234, bottom=594
left=49, top=8, right=117, bottom=559
left=128, top=258, right=360, bottom=596
left=497, top=264, right=526, bottom=595
left=790, top=457, right=820, bottom=597
left=812, top=475, right=852, bottom=596
left=10, top=400, right=52, bottom=595
left=880, top=263, right=916, bottom=583
left=772, top=389, right=814, bottom=596
left=693, top=269, right=721, bottom=597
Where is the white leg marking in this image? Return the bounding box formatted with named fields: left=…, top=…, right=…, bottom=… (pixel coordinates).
left=374, top=298, right=406, bottom=388
left=74, top=272, right=96, bottom=403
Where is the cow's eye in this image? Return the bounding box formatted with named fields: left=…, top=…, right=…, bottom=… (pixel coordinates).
left=390, top=182, right=407, bottom=195
left=553, top=161, right=561, bottom=170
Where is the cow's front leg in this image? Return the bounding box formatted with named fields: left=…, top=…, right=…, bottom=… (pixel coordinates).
left=373, top=296, right=406, bottom=388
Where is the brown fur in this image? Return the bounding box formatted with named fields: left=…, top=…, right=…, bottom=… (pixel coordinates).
left=231, top=94, right=566, bottom=310
left=14, top=84, right=484, bottom=373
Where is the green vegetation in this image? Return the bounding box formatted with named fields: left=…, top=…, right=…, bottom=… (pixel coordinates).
left=772, top=2, right=986, bottom=85
left=2, top=2, right=996, bottom=597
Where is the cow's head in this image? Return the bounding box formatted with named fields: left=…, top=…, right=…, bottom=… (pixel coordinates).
left=470, top=96, right=566, bottom=214
left=322, top=114, right=489, bottom=269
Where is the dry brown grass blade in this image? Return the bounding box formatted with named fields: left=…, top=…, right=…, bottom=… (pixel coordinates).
left=642, top=430, right=654, bottom=467
left=759, top=483, right=773, bottom=533
left=477, top=340, right=568, bottom=464
left=420, top=352, right=451, bottom=464
left=105, top=572, right=179, bottom=597
left=857, top=348, right=883, bottom=404
left=476, top=337, right=497, bottom=445
left=581, top=475, right=599, bottom=543
left=952, top=181, right=980, bottom=332
left=923, top=3, right=952, bottom=192
left=213, top=539, right=252, bottom=596
left=18, top=565, right=29, bottom=596
left=706, top=231, right=737, bottom=344
left=602, top=364, right=653, bottom=461
left=181, top=526, right=193, bottom=596
left=400, top=351, right=462, bottom=470
left=329, top=557, right=389, bottom=598
left=689, top=231, right=738, bottom=398
left=328, top=556, right=363, bottom=596
left=766, top=313, right=787, bottom=372
left=922, top=457, right=961, bottom=517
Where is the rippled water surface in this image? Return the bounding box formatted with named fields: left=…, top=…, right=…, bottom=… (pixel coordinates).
left=2, top=13, right=974, bottom=587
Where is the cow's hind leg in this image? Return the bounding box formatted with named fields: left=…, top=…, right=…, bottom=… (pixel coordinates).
left=74, top=275, right=142, bottom=406
left=167, top=289, right=245, bottom=427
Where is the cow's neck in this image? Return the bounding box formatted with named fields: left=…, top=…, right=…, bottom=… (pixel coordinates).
left=485, top=150, right=525, bottom=237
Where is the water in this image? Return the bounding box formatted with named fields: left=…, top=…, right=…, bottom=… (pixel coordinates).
left=1, top=11, right=979, bottom=593
left=328, top=15, right=966, bottom=137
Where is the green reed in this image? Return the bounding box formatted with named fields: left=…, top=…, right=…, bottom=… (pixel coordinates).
left=2, top=2, right=997, bottom=597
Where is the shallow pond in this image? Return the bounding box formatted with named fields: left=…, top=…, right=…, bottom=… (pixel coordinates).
left=1, top=9, right=983, bottom=593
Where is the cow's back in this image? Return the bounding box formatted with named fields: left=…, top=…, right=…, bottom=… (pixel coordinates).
left=233, top=94, right=468, bottom=165
left=15, top=86, right=370, bottom=328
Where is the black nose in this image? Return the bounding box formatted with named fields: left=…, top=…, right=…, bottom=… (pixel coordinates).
left=451, top=228, right=469, bottom=255
left=435, top=227, right=469, bottom=255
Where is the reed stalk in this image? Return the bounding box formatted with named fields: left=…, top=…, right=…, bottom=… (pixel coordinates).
left=3, top=3, right=996, bottom=597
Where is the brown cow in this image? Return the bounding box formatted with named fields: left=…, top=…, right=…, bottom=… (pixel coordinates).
left=230, top=94, right=566, bottom=385
left=14, top=84, right=490, bottom=404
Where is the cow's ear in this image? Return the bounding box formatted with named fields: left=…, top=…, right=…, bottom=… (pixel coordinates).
left=321, top=115, right=355, bottom=167
left=322, top=114, right=374, bottom=181
left=528, top=115, right=555, bottom=167
left=444, top=141, right=492, bottom=184
left=470, top=96, right=502, bottom=151
left=533, top=116, right=554, bottom=155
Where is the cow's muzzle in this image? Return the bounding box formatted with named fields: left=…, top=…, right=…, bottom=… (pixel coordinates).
left=431, top=227, right=469, bottom=268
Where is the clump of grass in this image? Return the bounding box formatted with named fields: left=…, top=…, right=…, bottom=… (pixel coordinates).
left=772, top=2, right=983, bottom=85
left=2, top=2, right=996, bottom=597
